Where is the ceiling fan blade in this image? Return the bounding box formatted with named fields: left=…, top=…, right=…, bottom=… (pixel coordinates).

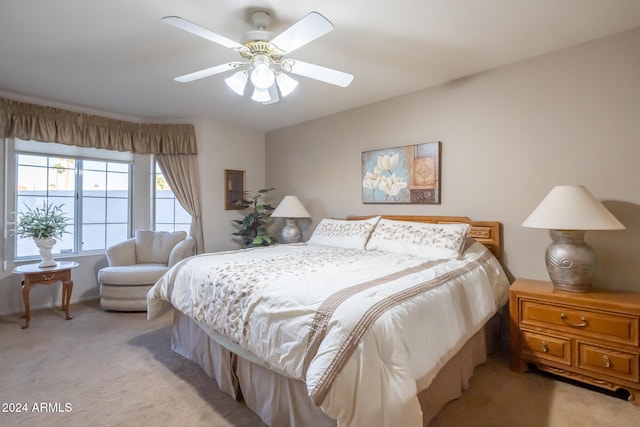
left=270, top=12, right=334, bottom=54
left=288, top=60, right=353, bottom=87
left=162, top=16, right=244, bottom=50
left=175, top=63, right=236, bottom=83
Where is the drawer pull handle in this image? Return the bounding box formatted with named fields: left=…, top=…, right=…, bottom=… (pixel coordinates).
left=603, top=355, right=611, bottom=369
left=42, top=274, right=55, bottom=281
left=541, top=341, right=549, bottom=353
left=560, top=312, right=588, bottom=327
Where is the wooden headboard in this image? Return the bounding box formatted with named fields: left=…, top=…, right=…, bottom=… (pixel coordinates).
left=346, top=215, right=503, bottom=263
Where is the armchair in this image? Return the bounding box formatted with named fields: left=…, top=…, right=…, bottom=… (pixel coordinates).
left=97, top=230, right=194, bottom=311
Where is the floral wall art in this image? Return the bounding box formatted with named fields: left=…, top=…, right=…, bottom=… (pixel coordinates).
left=362, top=142, right=441, bottom=204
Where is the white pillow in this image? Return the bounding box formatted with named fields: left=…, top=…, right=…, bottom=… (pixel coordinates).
left=307, top=216, right=381, bottom=250
left=135, top=230, right=187, bottom=264
left=365, top=219, right=470, bottom=259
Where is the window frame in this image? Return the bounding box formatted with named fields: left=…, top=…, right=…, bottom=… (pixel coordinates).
left=5, top=139, right=136, bottom=262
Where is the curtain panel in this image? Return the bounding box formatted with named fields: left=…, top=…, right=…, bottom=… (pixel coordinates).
left=156, top=154, right=205, bottom=255
left=0, top=96, right=197, bottom=154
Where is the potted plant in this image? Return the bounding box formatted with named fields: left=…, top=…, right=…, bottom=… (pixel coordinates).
left=15, top=202, right=70, bottom=267
left=232, top=188, right=277, bottom=247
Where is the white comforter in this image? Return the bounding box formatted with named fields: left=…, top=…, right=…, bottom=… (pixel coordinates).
left=147, top=241, right=509, bottom=427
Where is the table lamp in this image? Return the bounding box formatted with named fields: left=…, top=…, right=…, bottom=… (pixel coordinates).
left=522, top=185, right=625, bottom=292
left=271, top=195, right=311, bottom=243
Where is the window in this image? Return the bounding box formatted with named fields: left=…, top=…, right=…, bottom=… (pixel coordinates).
left=5, top=139, right=192, bottom=263
left=80, top=160, right=130, bottom=251
left=153, top=161, right=191, bottom=233
left=14, top=151, right=131, bottom=258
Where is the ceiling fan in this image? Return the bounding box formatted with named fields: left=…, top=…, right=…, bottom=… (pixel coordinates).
left=162, top=11, right=354, bottom=104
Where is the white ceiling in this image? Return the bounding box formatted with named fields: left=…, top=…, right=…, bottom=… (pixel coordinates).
left=2, top=1, right=640, bottom=132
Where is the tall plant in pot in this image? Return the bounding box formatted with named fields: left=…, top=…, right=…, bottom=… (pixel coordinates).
left=232, top=188, right=277, bottom=247
left=15, top=202, right=70, bottom=267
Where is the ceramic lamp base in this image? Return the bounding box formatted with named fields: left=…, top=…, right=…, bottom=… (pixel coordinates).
left=280, top=218, right=302, bottom=244
left=545, top=230, right=596, bottom=292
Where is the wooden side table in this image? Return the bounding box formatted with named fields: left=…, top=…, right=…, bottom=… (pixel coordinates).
left=12, top=261, right=79, bottom=329
left=510, top=278, right=640, bottom=405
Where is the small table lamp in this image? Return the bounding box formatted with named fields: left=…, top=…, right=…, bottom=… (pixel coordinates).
left=271, top=195, right=311, bottom=244
left=522, top=185, right=625, bottom=292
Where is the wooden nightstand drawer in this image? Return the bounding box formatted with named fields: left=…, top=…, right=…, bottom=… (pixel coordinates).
left=521, top=331, right=571, bottom=365
left=577, top=342, right=639, bottom=382
left=521, top=300, right=638, bottom=345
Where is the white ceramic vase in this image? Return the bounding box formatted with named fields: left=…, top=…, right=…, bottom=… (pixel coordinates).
left=34, top=237, right=57, bottom=267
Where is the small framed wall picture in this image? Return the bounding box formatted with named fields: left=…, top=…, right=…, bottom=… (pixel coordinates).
left=225, top=169, right=246, bottom=210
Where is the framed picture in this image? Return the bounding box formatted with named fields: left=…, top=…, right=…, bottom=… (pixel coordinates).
left=225, top=169, right=245, bottom=210
left=362, top=141, right=441, bottom=204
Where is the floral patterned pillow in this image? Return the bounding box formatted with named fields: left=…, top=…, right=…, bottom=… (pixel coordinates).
left=307, top=216, right=381, bottom=250
left=365, top=219, right=470, bottom=259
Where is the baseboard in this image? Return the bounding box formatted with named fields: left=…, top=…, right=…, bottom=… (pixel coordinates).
left=0, top=295, right=101, bottom=317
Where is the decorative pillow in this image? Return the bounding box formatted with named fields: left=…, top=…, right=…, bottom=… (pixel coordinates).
left=365, top=219, right=470, bottom=259
left=135, top=230, right=187, bottom=264
left=307, top=216, right=381, bottom=250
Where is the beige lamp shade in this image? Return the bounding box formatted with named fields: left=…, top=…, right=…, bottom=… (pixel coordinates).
left=271, top=195, right=311, bottom=218
left=522, top=185, right=624, bottom=230
left=522, top=185, right=624, bottom=292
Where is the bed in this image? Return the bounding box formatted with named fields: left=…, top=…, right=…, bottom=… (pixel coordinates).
left=147, top=215, right=510, bottom=427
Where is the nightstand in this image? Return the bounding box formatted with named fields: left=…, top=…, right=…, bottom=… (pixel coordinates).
left=509, top=278, right=640, bottom=405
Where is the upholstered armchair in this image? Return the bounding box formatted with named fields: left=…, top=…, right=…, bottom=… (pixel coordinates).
left=97, top=230, right=194, bottom=311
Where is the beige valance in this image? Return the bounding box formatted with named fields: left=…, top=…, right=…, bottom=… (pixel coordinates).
left=0, top=96, right=197, bottom=154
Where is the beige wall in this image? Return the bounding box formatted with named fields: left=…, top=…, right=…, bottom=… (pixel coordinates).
left=266, top=27, right=640, bottom=292
left=193, top=118, right=266, bottom=253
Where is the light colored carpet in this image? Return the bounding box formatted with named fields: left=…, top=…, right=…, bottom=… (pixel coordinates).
left=1, top=300, right=638, bottom=427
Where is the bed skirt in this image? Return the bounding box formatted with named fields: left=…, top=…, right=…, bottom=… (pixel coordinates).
left=171, top=310, right=497, bottom=426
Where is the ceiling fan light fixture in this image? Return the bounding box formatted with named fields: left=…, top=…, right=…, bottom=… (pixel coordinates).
left=262, top=85, right=280, bottom=105
left=251, top=86, right=271, bottom=103
left=164, top=12, right=352, bottom=104
left=250, top=54, right=276, bottom=89
left=224, top=70, right=248, bottom=95
left=276, top=73, right=298, bottom=97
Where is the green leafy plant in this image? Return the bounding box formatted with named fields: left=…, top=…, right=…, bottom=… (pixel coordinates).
left=15, top=202, right=70, bottom=240
left=232, top=188, right=277, bottom=247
